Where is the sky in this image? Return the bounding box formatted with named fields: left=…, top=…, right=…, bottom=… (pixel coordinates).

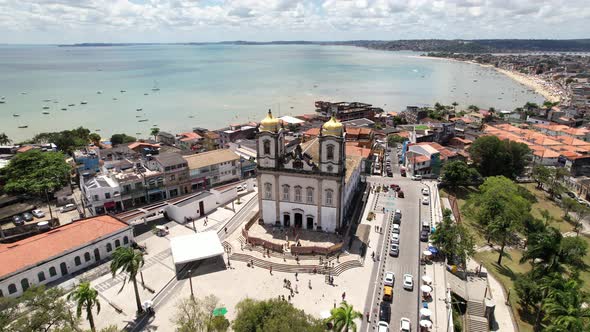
left=0, top=0, right=588, bottom=44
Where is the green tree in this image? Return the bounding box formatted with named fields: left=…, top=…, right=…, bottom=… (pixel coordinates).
left=33, top=127, right=91, bottom=154
left=232, top=298, right=323, bottom=332
left=571, top=202, right=590, bottom=235
left=521, top=226, right=588, bottom=273
left=10, top=286, right=79, bottom=332
left=532, top=165, right=551, bottom=189
left=326, top=301, right=363, bottom=332
left=431, top=209, right=475, bottom=268
left=150, top=128, right=160, bottom=141
left=68, top=282, right=101, bottom=332
left=514, top=271, right=543, bottom=312
left=561, top=197, right=577, bottom=218
left=0, top=296, right=19, bottom=332
left=172, top=295, right=222, bottom=332
left=467, top=105, right=479, bottom=111
left=452, top=101, right=458, bottom=110
left=543, top=280, right=590, bottom=331
left=209, top=316, right=230, bottom=332
left=0, top=150, right=70, bottom=195
left=110, top=247, right=145, bottom=314
left=465, top=176, right=530, bottom=265
left=110, top=134, right=136, bottom=146
left=88, top=133, right=101, bottom=146
left=387, top=134, right=407, bottom=146
left=0, top=133, right=12, bottom=145
left=441, top=160, right=481, bottom=189
left=468, top=136, right=530, bottom=178
left=544, top=167, right=569, bottom=200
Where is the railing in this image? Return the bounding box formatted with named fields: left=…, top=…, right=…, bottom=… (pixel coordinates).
left=290, top=242, right=343, bottom=256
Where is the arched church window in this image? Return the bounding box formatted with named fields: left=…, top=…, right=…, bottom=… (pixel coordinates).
left=294, top=186, right=302, bottom=202
left=264, top=183, right=272, bottom=199
left=282, top=185, right=290, bottom=201
left=306, top=187, right=314, bottom=204
left=263, top=140, right=271, bottom=155
left=325, top=189, right=333, bottom=206
left=327, top=145, right=335, bottom=160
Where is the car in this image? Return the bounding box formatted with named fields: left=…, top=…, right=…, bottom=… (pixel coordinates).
left=420, top=230, right=429, bottom=242
left=400, top=317, right=411, bottom=331
left=384, top=271, right=395, bottom=286
left=12, top=215, right=24, bottom=226
left=390, top=244, right=399, bottom=257
left=392, top=224, right=400, bottom=234
left=22, top=212, right=34, bottom=221
left=393, top=214, right=401, bottom=224
left=59, top=203, right=77, bottom=213
left=411, top=174, right=422, bottom=181
left=394, top=209, right=402, bottom=217
left=403, top=274, right=413, bottom=290
left=379, top=302, right=391, bottom=322
left=566, top=192, right=576, bottom=198
left=391, top=233, right=400, bottom=244
left=390, top=184, right=399, bottom=190
left=237, top=185, right=245, bottom=192
left=422, top=188, right=429, bottom=195
left=397, top=190, right=405, bottom=198
left=31, top=209, right=45, bottom=218
left=422, top=197, right=430, bottom=205
left=378, top=321, right=390, bottom=332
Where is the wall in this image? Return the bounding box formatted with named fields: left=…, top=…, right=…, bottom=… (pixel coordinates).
left=0, top=228, right=134, bottom=298
left=164, top=194, right=217, bottom=222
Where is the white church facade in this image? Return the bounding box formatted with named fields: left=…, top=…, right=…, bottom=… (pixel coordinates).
left=256, top=110, right=362, bottom=233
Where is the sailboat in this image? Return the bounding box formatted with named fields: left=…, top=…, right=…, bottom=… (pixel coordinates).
left=151, top=80, right=160, bottom=91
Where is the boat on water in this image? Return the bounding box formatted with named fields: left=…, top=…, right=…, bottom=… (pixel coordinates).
left=42, top=99, right=51, bottom=102
left=97, top=91, right=102, bottom=94
left=13, top=114, right=19, bottom=117
left=80, top=101, right=88, bottom=104
left=138, top=119, right=148, bottom=122
left=0, top=100, right=5, bottom=104
left=144, top=93, right=149, bottom=95
left=135, top=115, right=142, bottom=118
left=136, top=108, right=143, bottom=111
left=42, top=106, right=50, bottom=109
left=61, top=108, right=67, bottom=111
left=188, top=115, right=194, bottom=118
left=0, top=96, right=5, bottom=99
left=20, top=92, right=27, bottom=95
left=42, top=111, right=50, bottom=115
left=53, top=100, right=58, bottom=103
left=151, top=81, right=160, bottom=91
left=120, top=90, right=126, bottom=93
left=68, top=104, right=75, bottom=106
left=95, top=129, right=101, bottom=132
left=18, top=125, right=28, bottom=128
left=113, top=98, right=118, bottom=100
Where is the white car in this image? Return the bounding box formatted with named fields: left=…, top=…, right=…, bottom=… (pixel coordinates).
left=59, top=203, right=77, bottom=213
left=384, top=271, right=395, bottom=286
left=378, top=321, right=390, bottom=332
left=400, top=317, right=411, bottom=331
left=392, top=224, right=400, bottom=234
left=422, top=197, right=430, bottom=205
left=411, top=175, right=422, bottom=181
left=421, top=188, right=429, bottom=196
left=403, top=274, right=413, bottom=290
left=391, top=233, right=400, bottom=244
left=31, top=209, right=45, bottom=218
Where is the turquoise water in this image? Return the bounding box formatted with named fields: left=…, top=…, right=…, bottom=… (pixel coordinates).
left=0, top=45, right=543, bottom=141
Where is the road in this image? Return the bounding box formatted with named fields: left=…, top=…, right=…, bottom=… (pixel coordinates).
left=364, top=148, right=432, bottom=331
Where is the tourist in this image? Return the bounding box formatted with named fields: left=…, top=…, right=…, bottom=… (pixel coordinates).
left=341, top=292, right=346, bottom=301
left=295, top=272, right=298, bottom=281
left=250, top=259, right=254, bottom=267
left=270, top=265, right=273, bottom=275
left=288, top=295, right=291, bottom=301
left=371, top=251, right=375, bottom=260
left=295, top=284, right=298, bottom=293
left=308, top=280, right=312, bottom=289
left=224, top=227, right=228, bottom=234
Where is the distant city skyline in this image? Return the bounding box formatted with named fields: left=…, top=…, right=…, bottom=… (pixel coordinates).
left=0, top=0, right=589, bottom=44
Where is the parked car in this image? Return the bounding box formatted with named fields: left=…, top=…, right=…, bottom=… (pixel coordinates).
left=400, top=317, right=411, bottom=332
left=420, top=230, right=430, bottom=242
left=31, top=209, right=45, bottom=218
left=379, top=302, right=391, bottom=323
left=390, top=244, right=399, bottom=257
left=397, top=190, right=405, bottom=198
left=22, top=212, right=34, bottom=222
left=384, top=271, right=395, bottom=286
left=422, top=197, right=430, bottom=205
left=421, top=188, right=429, bottom=195
left=390, top=184, right=399, bottom=190
left=59, top=203, right=77, bottom=213
left=392, top=224, right=400, bottom=234
left=411, top=174, right=422, bottom=181
left=402, top=274, right=413, bottom=290
left=12, top=215, right=24, bottom=226
left=566, top=192, right=576, bottom=198
left=378, top=321, right=390, bottom=332
left=391, top=233, right=400, bottom=244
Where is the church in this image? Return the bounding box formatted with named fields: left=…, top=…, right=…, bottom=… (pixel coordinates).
left=256, top=110, right=362, bottom=233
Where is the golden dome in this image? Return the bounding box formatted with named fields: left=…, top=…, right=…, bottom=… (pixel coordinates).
left=260, top=109, right=279, bottom=132
left=322, top=115, right=343, bottom=137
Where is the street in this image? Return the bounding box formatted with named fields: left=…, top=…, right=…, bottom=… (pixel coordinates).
left=363, top=147, right=433, bottom=331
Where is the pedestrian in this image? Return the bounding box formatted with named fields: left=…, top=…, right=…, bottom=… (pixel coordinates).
left=224, top=227, right=227, bottom=234
left=295, top=284, right=298, bottom=294
left=283, top=278, right=287, bottom=287
left=227, top=258, right=231, bottom=268
left=240, top=242, right=243, bottom=251
left=282, top=295, right=285, bottom=301
left=250, top=259, right=254, bottom=267
left=290, top=288, right=294, bottom=297
left=288, top=295, right=291, bottom=301
left=342, top=292, right=346, bottom=301
left=295, top=272, right=298, bottom=281
left=270, top=265, right=273, bottom=275
left=365, top=311, right=370, bottom=322
left=308, top=279, right=312, bottom=289
left=371, top=251, right=375, bottom=260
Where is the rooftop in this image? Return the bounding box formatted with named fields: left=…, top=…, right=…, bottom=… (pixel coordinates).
left=183, top=149, right=240, bottom=170
left=0, top=215, right=130, bottom=279
left=153, top=153, right=187, bottom=167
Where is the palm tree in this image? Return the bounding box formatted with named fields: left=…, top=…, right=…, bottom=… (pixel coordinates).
left=452, top=101, right=458, bottom=111
left=326, top=301, right=363, bottom=332
left=150, top=127, right=160, bottom=141
left=88, top=133, right=101, bottom=147
left=110, top=247, right=145, bottom=314
left=543, top=280, right=590, bottom=331
left=0, top=132, right=12, bottom=145
left=67, top=282, right=101, bottom=332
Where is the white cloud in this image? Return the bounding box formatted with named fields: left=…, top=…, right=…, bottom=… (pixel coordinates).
left=0, top=0, right=588, bottom=43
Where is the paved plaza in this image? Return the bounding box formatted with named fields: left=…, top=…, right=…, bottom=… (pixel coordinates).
left=247, top=222, right=343, bottom=247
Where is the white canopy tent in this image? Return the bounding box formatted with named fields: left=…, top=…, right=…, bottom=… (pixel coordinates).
left=170, top=231, right=225, bottom=265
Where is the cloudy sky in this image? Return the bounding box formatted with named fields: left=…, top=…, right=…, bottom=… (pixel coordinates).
left=0, top=0, right=588, bottom=44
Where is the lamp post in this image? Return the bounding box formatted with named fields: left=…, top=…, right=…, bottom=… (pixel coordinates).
left=188, top=269, right=194, bottom=299
left=44, top=188, right=54, bottom=221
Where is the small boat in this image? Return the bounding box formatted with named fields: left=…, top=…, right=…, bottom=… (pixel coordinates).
left=120, top=90, right=126, bottom=93
left=144, top=93, right=149, bottom=96
left=136, top=132, right=142, bottom=135
left=68, top=104, right=75, bottom=106
left=136, top=108, right=143, bottom=111
left=61, top=108, right=67, bottom=111
left=135, top=115, right=142, bottom=118
left=138, top=119, right=148, bottom=122
left=151, top=81, right=160, bottom=91
left=290, top=106, right=294, bottom=109
left=0, top=100, right=5, bottom=104
left=53, top=100, right=58, bottom=103
left=473, top=79, right=478, bottom=82
left=95, top=129, right=101, bottom=132
left=18, top=125, right=28, bottom=128
left=80, top=101, right=88, bottom=104
left=43, top=106, right=50, bottom=109
left=0, top=96, right=5, bottom=99
left=97, top=91, right=102, bottom=94
left=20, top=92, right=27, bottom=95
left=188, top=115, right=194, bottom=118
left=43, top=99, right=51, bottom=102
left=42, top=111, right=50, bottom=115
left=12, top=114, right=19, bottom=117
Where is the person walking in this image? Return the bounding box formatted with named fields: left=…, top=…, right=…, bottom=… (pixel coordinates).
left=295, top=284, right=298, bottom=294
left=342, top=292, right=346, bottom=301
left=295, top=272, right=298, bottom=281
left=270, top=265, right=273, bottom=275
left=308, top=279, right=312, bottom=289
left=224, top=227, right=228, bottom=234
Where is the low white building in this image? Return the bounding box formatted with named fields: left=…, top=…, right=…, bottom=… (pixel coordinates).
left=0, top=215, right=133, bottom=298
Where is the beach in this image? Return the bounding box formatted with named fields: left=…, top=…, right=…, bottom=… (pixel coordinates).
left=494, top=68, right=562, bottom=103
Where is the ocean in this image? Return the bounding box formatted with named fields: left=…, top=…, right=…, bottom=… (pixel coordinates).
left=0, top=44, right=543, bottom=142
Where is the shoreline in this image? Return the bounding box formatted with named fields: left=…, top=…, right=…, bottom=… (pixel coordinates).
left=412, top=55, right=563, bottom=103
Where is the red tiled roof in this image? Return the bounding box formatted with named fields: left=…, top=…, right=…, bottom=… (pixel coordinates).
left=128, top=142, right=160, bottom=150
left=178, top=132, right=202, bottom=141
left=346, top=145, right=372, bottom=158
left=17, top=146, right=34, bottom=153
left=0, top=216, right=129, bottom=278
left=304, top=127, right=321, bottom=137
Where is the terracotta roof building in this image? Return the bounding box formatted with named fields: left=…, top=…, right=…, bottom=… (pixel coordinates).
left=0, top=215, right=133, bottom=298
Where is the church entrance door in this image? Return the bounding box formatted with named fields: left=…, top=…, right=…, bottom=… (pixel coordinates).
left=294, top=213, right=303, bottom=228
left=306, top=217, right=314, bottom=230
left=283, top=214, right=291, bottom=227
